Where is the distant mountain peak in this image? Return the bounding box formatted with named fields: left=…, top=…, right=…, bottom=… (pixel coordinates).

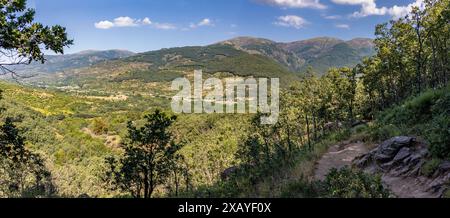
left=74, top=49, right=135, bottom=56
left=14, top=49, right=137, bottom=74
left=219, top=36, right=276, bottom=47
left=345, top=38, right=375, bottom=48
left=295, top=36, right=344, bottom=43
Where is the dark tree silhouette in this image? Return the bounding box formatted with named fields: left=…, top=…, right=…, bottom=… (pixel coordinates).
left=105, top=110, right=184, bottom=198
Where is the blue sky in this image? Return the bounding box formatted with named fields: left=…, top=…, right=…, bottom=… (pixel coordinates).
left=30, top=0, right=423, bottom=53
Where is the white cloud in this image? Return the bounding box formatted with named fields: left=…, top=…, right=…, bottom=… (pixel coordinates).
left=274, top=15, right=308, bottom=29
left=189, top=18, right=214, bottom=29
left=331, top=0, right=370, bottom=5
left=331, top=0, right=424, bottom=19
left=113, top=16, right=139, bottom=27
left=335, top=24, right=350, bottom=29
left=94, top=20, right=115, bottom=29
left=198, top=18, right=213, bottom=26
left=153, top=23, right=177, bottom=30
left=95, top=16, right=174, bottom=30
left=323, top=15, right=342, bottom=19
left=142, top=17, right=152, bottom=25
left=257, top=0, right=326, bottom=9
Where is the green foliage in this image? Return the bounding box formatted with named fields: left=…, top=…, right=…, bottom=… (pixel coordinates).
left=205, top=53, right=298, bottom=85
left=361, top=0, right=450, bottom=113
left=332, top=129, right=352, bottom=142
left=421, top=158, right=442, bottom=177
left=378, top=89, right=444, bottom=126
left=279, top=179, right=320, bottom=198
left=113, top=69, right=184, bottom=83
left=0, top=0, right=448, bottom=199
left=171, top=113, right=250, bottom=188
left=322, top=168, right=389, bottom=198
left=369, top=124, right=403, bottom=142
left=375, top=86, right=450, bottom=159
left=0, top=0, right=72, bottom=197
left=0, top=118, right=55, bottom=197
left=299, top=41, right=372, bottom=74
left=426, top=114, right=450, bottom=159
left=231, top=36, right=375, bottom=74
left=105, top=109, right=183, bottom=198
left=0, top=0, right=72, bottom=70
left=122, top=44, right=299, bottom=85
left=91, top=118, right=109, bottom=135
left=444, top=189, right=450, bottom=198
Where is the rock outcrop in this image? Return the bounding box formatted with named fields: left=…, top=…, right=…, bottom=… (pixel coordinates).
left=353, top=136, right=450, bottom=198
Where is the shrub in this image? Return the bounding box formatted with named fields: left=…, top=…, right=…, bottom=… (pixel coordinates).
left=431, top=89, right=450, bottom=115
left=377, top=87, right=449, bottom=127
left=91, top=118, right=109, bottom=135
left=444, top=189, right=450, bottom=198
left=279, top=179, right=320, bottom=198
left=421, top=158, right=442, bottom=177
left=405, top=90, right=436, bottom=121
left=353, top=124, right=368, bottom=134
left=332, top=129, right=352, bottom=142
left=369, top=124, right=402, bottom=142
left=426, top=115, right=450, bottom=159
left=322, top=167, right=389, bottom=198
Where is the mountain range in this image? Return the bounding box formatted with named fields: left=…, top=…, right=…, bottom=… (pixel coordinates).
left=12, top=36, right=375, bottom=86
left=220, top=36, right=375, bottom=73
left=13, top=49, right=135, bottom=75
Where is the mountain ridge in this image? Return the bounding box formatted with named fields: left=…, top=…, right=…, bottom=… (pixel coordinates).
left=13, top=49, right=136, bottom=75
left=218, top=36, right=375, bottom=73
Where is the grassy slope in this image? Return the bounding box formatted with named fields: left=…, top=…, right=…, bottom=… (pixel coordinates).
left=370, top=85, right=450, bottom=151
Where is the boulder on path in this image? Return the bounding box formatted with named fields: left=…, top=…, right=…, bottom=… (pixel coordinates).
left=374, top=136, right=416, bottom=162
left=354, top=136, right=417, bottom=168
left=353, top=136, right=449, bottom=198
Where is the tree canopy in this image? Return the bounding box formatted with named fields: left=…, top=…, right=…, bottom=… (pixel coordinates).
left=0, top=0, right=73, bottom=78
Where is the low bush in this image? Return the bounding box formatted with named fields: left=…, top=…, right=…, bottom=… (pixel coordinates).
left=279, top=179, right=320, bottom=198
left=421, top=159, right=442, bottom=177
left=425, top=115, right=450, bottom=159
left=322, top=167, right=389, bottom=198
left=369, top=124, right=402, bottom=142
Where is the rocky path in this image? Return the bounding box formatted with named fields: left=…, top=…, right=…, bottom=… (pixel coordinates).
left=313, top=137, right=447, bottom=198
left=381, top=175, right=440, bottom=198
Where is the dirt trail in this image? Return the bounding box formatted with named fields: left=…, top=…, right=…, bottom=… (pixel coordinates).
left=314, top=142, right=368, bottom=181
left=381, top=175, right=440, bottom=198
left=313, top=141, right=440, bottom=198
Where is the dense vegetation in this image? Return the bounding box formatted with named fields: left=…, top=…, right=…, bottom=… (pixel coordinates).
left=177, top=0, right=450, bottom=198
left=0, top=0, right=72, bottom=197
left=0, top=0, right=448, bottom=198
